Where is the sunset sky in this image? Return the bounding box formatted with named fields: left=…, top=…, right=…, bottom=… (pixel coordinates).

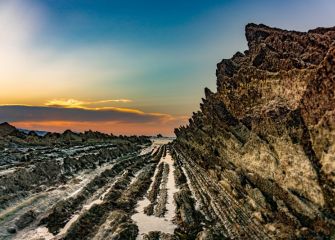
left=1, top=0, right=335, bottom=136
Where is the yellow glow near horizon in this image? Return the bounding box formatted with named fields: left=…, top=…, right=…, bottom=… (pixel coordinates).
left=45, top=98, right=133, bottom=108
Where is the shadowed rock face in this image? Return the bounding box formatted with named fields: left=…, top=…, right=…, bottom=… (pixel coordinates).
left=0, top=122, right=17, bottom=137
left=174, top=23, right=335, bottom=239
left=0, top=122, right=25, bottom=139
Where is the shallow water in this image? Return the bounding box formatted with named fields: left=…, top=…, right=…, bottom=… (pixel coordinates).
left=132, top=148, right=178, bottom=239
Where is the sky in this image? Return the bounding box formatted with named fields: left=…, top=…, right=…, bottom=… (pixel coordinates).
left=0, top=0, right=335, bottom=136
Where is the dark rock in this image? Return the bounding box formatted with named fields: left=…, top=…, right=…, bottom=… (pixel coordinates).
left=143, top=231, right=176, bottom=240
left=0, top=122, right=17, bottom=137
left=7, top=227, right=17, bottom=234
left=94, top=210, right=139, bottom=240
left=15, top=210, right=36, bottom=229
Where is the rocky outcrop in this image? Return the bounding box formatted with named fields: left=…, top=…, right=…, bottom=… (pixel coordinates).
left=0, top=122, right=151, bottom=148
left=1, top=137, right=176, bottom=239
left=174, top=23, right=335, bottom=239
left=0, top=122, right=19, bottom=137
left=63, top=157, right=158, bottom=240
left=0, top=143, right=142, bottom=210
left=0, top=123, right=152, bottom=215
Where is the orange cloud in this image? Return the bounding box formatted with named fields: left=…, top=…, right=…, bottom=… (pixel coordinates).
left=12, top=120, right=186, bottom=136
left=0, top=105, right=188, bottom=136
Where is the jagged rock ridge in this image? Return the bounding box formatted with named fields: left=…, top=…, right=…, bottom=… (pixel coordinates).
left=174, top=23, right=335, bottom=239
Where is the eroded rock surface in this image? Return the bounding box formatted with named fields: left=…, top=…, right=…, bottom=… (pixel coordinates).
left=174, top=23, right=335, bottom=239
left=0, top=124, right=153, bottom=240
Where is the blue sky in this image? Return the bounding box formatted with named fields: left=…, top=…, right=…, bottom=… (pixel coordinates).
left=1, top=0, right=335, bottom=135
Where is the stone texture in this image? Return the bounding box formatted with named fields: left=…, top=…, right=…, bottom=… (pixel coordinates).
left=174, top=23, right=335, bottom=239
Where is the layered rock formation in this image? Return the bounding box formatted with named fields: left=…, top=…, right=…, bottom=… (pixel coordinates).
left=0, top=123, right=155, bottom=239
left=0, top=122, right=150, bottom=149
left=0, top=123, right=151, bottom=210
left=174, top=24, right=335, bottom=239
